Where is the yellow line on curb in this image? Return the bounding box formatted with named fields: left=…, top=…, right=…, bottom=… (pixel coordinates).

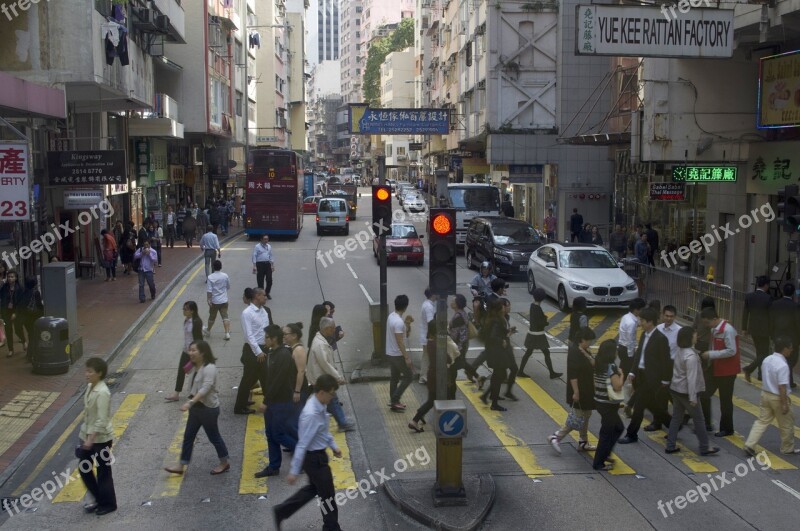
left=456, top=381, right=551, bottom=478
left=724, top=433, right=797, bottom=470
left=371, top=383, right=435, bottom=471
left=647, top=432, right=718, bottom=473
left=329, top=418, right=358, bottom=491
left=239, top=411, right=268, bottom=495
left=737, top=374, right=800, bottom=408
left=53, top=394, right=146, bottom=503
left=151, top=411, right=188, bottom=498
left=515, top=378, right=635, bottom=475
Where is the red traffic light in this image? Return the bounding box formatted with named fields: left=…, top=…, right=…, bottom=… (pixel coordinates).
left=431, top=213, right=453, bottom=235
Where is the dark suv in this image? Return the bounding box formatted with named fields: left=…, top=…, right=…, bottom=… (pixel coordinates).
left=465, top=216, right=543, bottom=278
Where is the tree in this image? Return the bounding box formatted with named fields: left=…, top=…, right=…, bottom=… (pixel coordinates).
left=362, top=18, right=415, bottom=107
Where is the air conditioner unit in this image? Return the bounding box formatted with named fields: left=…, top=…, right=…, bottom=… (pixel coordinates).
left=155, top=14, right=169, bottom=33
left=134, top=8, right=157, bottom=31
left=192, top=146, right=203, bottom=165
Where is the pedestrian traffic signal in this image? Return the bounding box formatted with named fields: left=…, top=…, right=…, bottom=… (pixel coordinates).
left=779, top=185, right=800, bottom=233
left=372, top=185, right=392, bottom=236
left=429, top=208, right=457, bottom=296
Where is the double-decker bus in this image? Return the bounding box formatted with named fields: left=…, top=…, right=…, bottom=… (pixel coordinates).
left=244, top=148, right=303, bottom=238
left=447, top=183, right=502, bottom=247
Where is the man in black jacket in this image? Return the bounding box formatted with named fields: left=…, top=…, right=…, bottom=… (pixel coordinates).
left=570, top=208, right=583, bottom=242
left=618, top=307, right=673, bottom=443
left=256, top=324, right=298, bottom=478
left=743, top=276, right=773, bottom=382
left=770, top=283, right=799, bottom=388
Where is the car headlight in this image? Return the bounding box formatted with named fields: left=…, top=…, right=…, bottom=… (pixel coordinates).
left=494, top=251, right=512, bottom=264
left=626, top=283, right=637, bottom=291
left=412, top=246, right=423, bottom=253
left=568, top=281, right=590, bottom=291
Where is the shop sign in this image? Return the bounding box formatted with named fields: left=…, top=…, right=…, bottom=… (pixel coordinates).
left=136, top=140, right=150, bottom=178
left=508, top=164, right=544, bottom=184
left=170, top=165, right=184, bottom=184
left=672, top=165, right=737, bottom=182
left=63, top=189, right=104, bottom=210
left=758, top=50, right=800, bottom=129
left=349, top=105, right=450, bottom=134
left=0, top=142, right=30, bottom=221
left=47, top=150, right=127, bottom=185
left=649, top=182, right=685, bottom=201
left=110, top=182, right=129, bottom=195
left=746, top=141, right=800, bottom=194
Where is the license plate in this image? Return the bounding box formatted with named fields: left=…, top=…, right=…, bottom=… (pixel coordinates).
left=397, top=255, right=407, bottom=261
left=600, top=297, right=619, bottom=303
left=327, top=217, right=337, bottom=222
left=519, top=265, right=527, bottom=271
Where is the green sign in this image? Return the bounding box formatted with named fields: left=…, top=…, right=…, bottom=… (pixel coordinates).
left=672, top=166, right=737, bottom=182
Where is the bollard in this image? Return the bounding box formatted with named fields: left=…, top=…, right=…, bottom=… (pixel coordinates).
left=433, top=400, right=467, bottom=506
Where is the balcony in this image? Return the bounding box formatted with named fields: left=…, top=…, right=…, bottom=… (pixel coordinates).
left=128, top=93, right=183, bottom=139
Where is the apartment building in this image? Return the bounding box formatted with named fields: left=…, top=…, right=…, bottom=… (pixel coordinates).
left=340, top=0, right=364, bottom=104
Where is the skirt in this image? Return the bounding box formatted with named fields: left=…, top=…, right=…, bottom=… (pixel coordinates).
left=524, top=332, right=549, bottom=351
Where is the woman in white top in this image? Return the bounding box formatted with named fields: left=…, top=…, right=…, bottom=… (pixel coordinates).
left=165, top=340, right=230, bottom=475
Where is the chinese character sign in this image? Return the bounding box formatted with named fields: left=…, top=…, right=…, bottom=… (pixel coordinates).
left=350, top=106, right=450, bottom=134
left=47, top=150, right=127, bottom=186
left=0, top=143, right=31, bottom=221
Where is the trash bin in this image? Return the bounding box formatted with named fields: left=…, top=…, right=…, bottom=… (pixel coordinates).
left=31, top=317, right=71, bottom=375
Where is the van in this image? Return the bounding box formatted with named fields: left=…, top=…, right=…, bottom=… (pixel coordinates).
left=465, top=216, right=543, bottom=278
left=316, top=197, right=349, bottom=236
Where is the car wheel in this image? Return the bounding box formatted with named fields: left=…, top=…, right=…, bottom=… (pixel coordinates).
left=344, top=224, right=349, bottom=236
left=317, top=226, right=322, bottom=236
left=558, top=285, right=570, bottom=312
left=527, top=271, right=536, bottom=294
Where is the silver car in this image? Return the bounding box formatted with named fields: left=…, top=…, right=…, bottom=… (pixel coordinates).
left=316, top=197, right=349, bottom=236
left=403, top=193, right=426, bottom=213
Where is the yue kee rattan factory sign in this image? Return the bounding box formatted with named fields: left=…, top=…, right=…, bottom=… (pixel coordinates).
left=575, top=5, right=734, bottom=58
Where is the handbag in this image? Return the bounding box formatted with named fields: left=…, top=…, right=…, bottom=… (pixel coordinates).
left=565, top=407, right=583, bottom=431
left=606, top=374, right=625, bottom=402
left=467, top=320, right=479, bottom=340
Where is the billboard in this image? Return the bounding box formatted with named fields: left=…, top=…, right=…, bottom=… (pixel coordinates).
left=758, top=50, right=800, bottom=129
left=349, top=104, right=450, bottom=134
left=575, top=5, right=734, bottom=58
left=47, top=150, right=127, bottom=185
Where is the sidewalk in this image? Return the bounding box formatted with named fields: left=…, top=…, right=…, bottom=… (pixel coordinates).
left=0, top=231, right=242, bottom=485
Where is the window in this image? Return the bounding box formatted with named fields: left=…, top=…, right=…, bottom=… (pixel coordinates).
left=398, top=146, right=406, bottom=155
left=386, top=144, right=393, bottom=156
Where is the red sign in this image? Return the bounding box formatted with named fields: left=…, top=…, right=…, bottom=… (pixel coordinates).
left=650, top=182, right=686, bottom=201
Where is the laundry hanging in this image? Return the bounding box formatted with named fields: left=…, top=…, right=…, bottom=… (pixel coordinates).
left=103, top=22, right=129, bottom=66
left=248, top=31, right=261, bottom=49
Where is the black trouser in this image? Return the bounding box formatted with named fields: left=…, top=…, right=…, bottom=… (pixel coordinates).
left=174, top=351, right=190, bottom=393
left=255, top=261, right=273, bottom=294
left=274, top=450, right=341, bottom=531
left=594, top=402, right=624, bottom=469
left=743, top=335, right=771, bottom=378
left=388, top=356, right=413, bottom=404
left=625, top=374, right=672, bottom=438
left=468, top=349, right=489, bottom=378
left=234, top=345, right=268, bottom=411
left=788, top=346, right=799, bottom=387
left=700, top=374, right=736, bottom=433
left=414, top=380, right=436, bottom=423
left=505, top=355, right=519, bottom=393
left=166, top=225, right=176, bottom=247
left=2, top=309, right=26, bottom=353
left=519, top=346, right=556, bottom=375
left=76, top=441, right=117, bottom=510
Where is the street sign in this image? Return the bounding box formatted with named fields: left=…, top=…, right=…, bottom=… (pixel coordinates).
left=256, top=136, right=278, bottom=143
left=409, top=143, right=423, bottom=151
left=438, top=411, right=464, bottom=437
left=434, top=400, right=467, bottom=438
left=349, top=105, right=450, bottom=134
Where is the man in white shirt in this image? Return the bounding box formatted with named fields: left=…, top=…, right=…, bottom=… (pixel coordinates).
left=618, top=298, right=646, bottom=376
left=234, top=288, right=271, bottom=414
left=387, top=294, right=414, bottom=411
left=204, top=260, right=231, bottom=340
left=745, top=336, right=800, bottom=455
left=656, top=305, right=682, bottom=361
left=199, top=226, right=221, bottom=279
left=252, top=235, right=276, bottom=299
left=418, top=289, right=437, bottom=384
left=165, top=206, right=176, bottom=248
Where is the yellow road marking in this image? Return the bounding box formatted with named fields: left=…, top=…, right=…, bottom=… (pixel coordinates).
left=731, top=395, right=800, bottom=439
left=456, top=381, right=551, bottom=478
left=239, top=411, right=269, bottom=495
left=647, top=432, right=718, bottom=473
left=329, top=419, right=358, bottom=491
left=737, top=374, right=800, bottom=408
left=594, top=316, right=623, bottom=347
left=371, top=383, right=435, bottom=471
left=514, top=378, right=635, bottom=475
left=53, top=394, right=146, bottom=503
left=0, top=391, right=60, bottom=459
left=11, top=413, right=84, bottom=497
left=724, top=433, right=797, bottom=470
left=151, top=411, right=188, bottom=498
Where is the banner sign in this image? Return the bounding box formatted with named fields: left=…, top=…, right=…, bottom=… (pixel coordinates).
left=575, top=5, right=734, bottom=58
left=0, top=143, right=31, bottom=221
left=47, top=150, right=127, bottom=185
left=758, top=50, right=800, bottom=129
left=649, top=182, right=686, bottom=201
left=349, top=104, right=450, bottom=134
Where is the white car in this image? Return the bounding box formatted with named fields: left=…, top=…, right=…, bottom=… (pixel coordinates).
left=403, top=193, right=426, bottom=213
left=527, top=243, right=639, bottom=311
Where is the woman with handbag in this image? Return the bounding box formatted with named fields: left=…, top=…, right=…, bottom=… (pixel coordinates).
left=519, top=288, right=561, bottom=379
left=100, top=229, right=118, bottom=281
left=548, top=327, right=597, bottom=453
left=665, top=326, right=719, bottom=456
left=166, top=301, right=204, bottom=402
left=592, top=339, right=625, bottom=471
left=165, top=340, right=230, bottom=475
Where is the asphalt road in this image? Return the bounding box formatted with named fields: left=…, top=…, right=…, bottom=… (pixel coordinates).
left=1, top=188, right=799, bottom=530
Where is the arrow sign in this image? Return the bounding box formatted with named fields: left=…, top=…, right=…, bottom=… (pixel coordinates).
left=438, top=410, right=464, bottom=437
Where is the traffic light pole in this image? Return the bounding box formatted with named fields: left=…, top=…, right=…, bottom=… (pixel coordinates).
left=377, top=156, right=388, bottom=365
left=435, top=297, right=448, bottom=400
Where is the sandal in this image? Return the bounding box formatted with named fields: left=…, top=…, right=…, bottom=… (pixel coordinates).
left=577, top=441, right=597, bottom=452
left=408, top=422, right=424, bottom=433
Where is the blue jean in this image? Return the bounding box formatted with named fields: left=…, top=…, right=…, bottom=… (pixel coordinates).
left=327, top=392, right=349, bottom=427
left=138, top=270, right=155, bottom=301
left=265, top=402, right=298, bottom=469
left=180, top=404, right=228, bottom=464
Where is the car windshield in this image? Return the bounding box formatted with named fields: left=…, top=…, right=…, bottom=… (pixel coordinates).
left=448, top=187, right=501, bottom=210
left=558, top=250, right=618, bottom=268
left=390, top=225, right=418, bottom=239
left=404, top=193, right=418, bottom=200
left=492, top=224, right=540, bottom=245
left=319, top=200, right=346, bottom=213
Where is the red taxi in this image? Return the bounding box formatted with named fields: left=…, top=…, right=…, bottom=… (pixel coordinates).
left=303, top=195, right=322, bottom=214
left=373, top=223, right=425, bottom=266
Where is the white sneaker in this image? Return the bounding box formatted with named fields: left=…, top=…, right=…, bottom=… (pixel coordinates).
left=224, top=332, right=231, bottom=341
left=202, top=328, right=210, bottom=338
left=548, top=434, right=562, bottom=455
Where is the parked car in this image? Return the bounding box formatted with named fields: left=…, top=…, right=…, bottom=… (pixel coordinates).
left=373, top=222, right=425, bottom=265
left=396, top=183, right=412, bottom=202
left=303, top=195, right=322, bottom=214
left=403, top=193, right=426, bottom=213
left=465, top=217, right=543, bottom=278
left=316, top=197, right=349, bottom=236
left=386, top=179, right=397, bottom=192
left=526, top=242, right=639, bottom=311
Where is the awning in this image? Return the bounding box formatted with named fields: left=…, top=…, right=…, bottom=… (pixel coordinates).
left=0, top=71, right=66, bottom=119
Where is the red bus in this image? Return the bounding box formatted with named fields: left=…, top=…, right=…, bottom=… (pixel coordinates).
left=244, top=148, right=304, bottom=238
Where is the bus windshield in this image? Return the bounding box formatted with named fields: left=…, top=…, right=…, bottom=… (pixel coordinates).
left=250, top=151, right=294, bottom=179
left=448, top=187, right=500, bottom=211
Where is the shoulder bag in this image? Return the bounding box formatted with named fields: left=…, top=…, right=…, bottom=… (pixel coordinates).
left=606, top=364, right=625, bottom=402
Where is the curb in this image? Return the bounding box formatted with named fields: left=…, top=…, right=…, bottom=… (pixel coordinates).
left=0, top=230, right=244, bottom=490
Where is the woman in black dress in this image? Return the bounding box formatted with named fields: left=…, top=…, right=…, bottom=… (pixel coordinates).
left=568, top=296, right=589, bottom=344
left=479, top=299, right=514, bottom=411
left=119, top=222, right=137, bottom=275
left=519, top=288, right=561, bottom=379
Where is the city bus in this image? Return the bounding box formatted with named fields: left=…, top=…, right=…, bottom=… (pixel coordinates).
left=447, top=183, right=502, bottom=247
left=244, top=148, right=304, bottom=238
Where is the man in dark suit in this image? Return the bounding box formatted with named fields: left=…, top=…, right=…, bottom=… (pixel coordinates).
left=743, top=276, right=773, bottom=382
left=618, top=307, right=673, bottom=444
left=770, top=283, right=798, bottom=388
left=569, top=208, right=583, bottom=242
